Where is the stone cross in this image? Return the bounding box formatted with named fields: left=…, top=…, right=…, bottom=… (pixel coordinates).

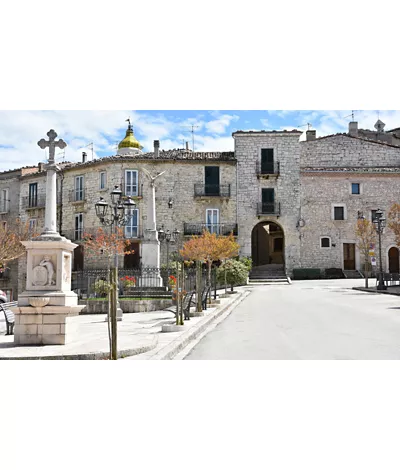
left=38, top=129, right=66, bottom=165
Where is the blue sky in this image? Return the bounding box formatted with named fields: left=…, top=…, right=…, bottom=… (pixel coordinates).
left=1, top=110, right=400, bottom=172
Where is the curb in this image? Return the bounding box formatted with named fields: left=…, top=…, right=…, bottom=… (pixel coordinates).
left=352, top=287, right=400, bottom=296
left=149, top=289, right=250, bottom=360
left=0, top=335, right=158, bottom=360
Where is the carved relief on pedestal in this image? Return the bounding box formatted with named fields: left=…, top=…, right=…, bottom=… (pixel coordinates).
left=32, top=255, right=56, bottom=287
left=63, top=254, right=71, bottom=283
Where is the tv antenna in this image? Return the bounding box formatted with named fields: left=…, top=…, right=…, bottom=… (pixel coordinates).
left=183, top=124, right=199, bottom=151
left=298, top=123, right=313, bottom=130
left=85, top=142, right=94, bottom=160
left=55, top=148, right=66, bottom=161
left=343, top=110, right=356, bottom=121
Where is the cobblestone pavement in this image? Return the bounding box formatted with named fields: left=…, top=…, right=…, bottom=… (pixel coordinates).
left=185, top=279, right=400, bottom=360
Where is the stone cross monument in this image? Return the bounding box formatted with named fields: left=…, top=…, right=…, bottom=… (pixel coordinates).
left=13, top=130, right=84, bottom=346
left=141, top=168, right=165, bottom=286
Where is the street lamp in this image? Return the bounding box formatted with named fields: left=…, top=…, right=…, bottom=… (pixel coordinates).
left=158, top=225, right=180, bottom=280
left=95, top=185, right=136, bottom=360
left=373, top=208, right=387, bottom=291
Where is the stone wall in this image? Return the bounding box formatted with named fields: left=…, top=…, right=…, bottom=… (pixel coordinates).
left=234, top=132, right=302, bottom=275
left=300, top=172, right=399, bottom=271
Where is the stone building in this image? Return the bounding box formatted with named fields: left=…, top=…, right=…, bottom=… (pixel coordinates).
left=1, top=118, right=400, bottom=299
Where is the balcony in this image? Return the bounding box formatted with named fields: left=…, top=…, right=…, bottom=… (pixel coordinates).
left=69, top=189, right=87, bottom=203
left=60, top=229, right=85, bottom=242
left=257, top=202, right=281, bottom=216
left=184, top=223, right=238, bottom=236
left=121, top=184, right=143, bottom=199
left=22, top=193, right=62, bottom=209
left=194, top=184, right=231, bottom=198
left=256, top=161, right=280, bottom=179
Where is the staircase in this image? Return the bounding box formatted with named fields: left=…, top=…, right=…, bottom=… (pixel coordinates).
left=249, top=264, right=289, bottom=284
left=343, top=270, right=363, bottom=279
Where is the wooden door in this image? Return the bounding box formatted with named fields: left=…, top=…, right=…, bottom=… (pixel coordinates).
left=343, top=243, right=356, bottom=270
left=124, top=242, right=140, bottom=269
left=389, top=247, right=399, bottom=273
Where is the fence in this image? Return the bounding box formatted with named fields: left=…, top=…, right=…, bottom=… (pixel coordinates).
left=71, top=267, right=224, bottom=300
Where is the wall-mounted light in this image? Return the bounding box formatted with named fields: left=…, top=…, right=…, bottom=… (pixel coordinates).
left=168, top=198, right=173, bottom=209
left=332, top=243, right=336, bottom=247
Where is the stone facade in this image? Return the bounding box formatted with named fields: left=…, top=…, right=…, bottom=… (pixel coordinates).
left=2, top=119, right=400, bottom=296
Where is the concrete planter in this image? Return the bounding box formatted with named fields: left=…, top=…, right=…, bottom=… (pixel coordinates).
left=80, top=298, right=173, bottom=314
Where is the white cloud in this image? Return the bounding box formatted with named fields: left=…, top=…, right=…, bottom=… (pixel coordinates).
left=205, top=113, right=239, bottom=134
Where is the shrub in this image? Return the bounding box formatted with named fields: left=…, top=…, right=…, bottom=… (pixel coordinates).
left=93, top=279, right=112, bottom=297
left=217, top=259, right=248, bottom=290
left=239, top=256, right=253, bottom=271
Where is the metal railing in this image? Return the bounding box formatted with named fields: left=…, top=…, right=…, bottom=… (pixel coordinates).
left=61, top=229, right=85, bottom=241
left=183, top=223, right=238, bottom=236
left=69, top=189, right=86, bottom=203
left=256, top=161, right=280, bottom=176
left=256, top=202, right=281, bottom=216
left=194, top=184, right=231, bottom=197
left=21, top=193, right=62, bottom=209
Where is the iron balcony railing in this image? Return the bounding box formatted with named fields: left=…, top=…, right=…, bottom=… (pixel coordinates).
left=21, top=193, right=62, bottom=209
left=257, top=202, right=281, bottom=216
left=184, top=223, right=238, bottom=236
left=69, top=189, right=87, bottom=203
left=121, top=183, right=143, bottom=198
left=60, top=229, right=85, bottom=241
left=256, top=161, right=280, bottom=176
left=194, top=184, right=231, bottom=197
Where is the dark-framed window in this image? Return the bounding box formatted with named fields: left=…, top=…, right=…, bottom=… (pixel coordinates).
left=261, top=148, right=274, bottom=174
left=334, top=206, right=344, bottom=220
left=321, top=237, right=330, bottom=248
left=351, top=183, right=360, bottom=195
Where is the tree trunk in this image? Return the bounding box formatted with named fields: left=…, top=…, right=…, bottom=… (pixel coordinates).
left=196, top=261, right=202, bottom=313
left=111, top=266, right=117, bottom=360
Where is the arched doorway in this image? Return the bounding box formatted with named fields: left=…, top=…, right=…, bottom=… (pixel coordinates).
left=388, top=247, right=399, bottom=273
left=251, top=221, right=284, bottom=267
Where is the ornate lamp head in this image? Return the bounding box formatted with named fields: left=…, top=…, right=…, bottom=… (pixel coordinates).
left=95, top=197, right=108, bottom=220
left=111, top=185, right=122, bottom=205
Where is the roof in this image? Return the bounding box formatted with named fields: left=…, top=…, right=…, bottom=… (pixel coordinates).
left=301, top=166, right=400, bottom=174
left=232, top=129, right=302, bottom=136
left=301, top=132, right=400, bottom=149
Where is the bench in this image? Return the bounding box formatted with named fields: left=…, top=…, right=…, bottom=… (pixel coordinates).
left=0, top=301, right=17, bottom=335
left=164, top=291, right=195, bottom=321
left=201, top=286, right=211, bottom=310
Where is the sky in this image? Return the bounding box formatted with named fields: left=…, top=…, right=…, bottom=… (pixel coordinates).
left=1, top=109, right=400, bottom=172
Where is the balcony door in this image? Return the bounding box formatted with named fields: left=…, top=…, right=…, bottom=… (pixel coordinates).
left=75, top=176, right=84, bottom=202
left=261, top=148, right=274, bottom=174
left=205, top=166, right=220, bottom=196
left=29, top=183, right=38, bottom=208
left=206, top=209, right=219, bottom=234
left=262, top=188, right=275, bottom=213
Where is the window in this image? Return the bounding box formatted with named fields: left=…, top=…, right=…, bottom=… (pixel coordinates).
left=125, top=208, right=139, bottom=238
left=321, top=237, right=331, bottom=248
left=204, top=166, right=220, bottom=195
left=29, top=183, right=38, bottom=207
left=261, top=148, right=274, bottom=174
left=206, top=209, right=219, bottom=234
left=74, top=213, right=84, bottom=240
left=371, top=210, right=378, bottom=223
left=100, top=172, right=106, bottom=190
left=351, top=183, right=360, bottom=195
left=333, top=206, right=345, bottom=220
left=29, top=219, right=37, bottom=232
left=261, top=188, right=275, bottom=213
left=75, top=176, right=84, bottom=201
left=0, top=189, right=9, bottom=212
left=125, top=170, right=138, bottom=196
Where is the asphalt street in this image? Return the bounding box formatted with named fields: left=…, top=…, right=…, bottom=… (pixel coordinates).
left=185, top=279, right=400, bottom=360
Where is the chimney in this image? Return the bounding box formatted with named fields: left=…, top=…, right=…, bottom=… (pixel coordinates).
left=349, top=121, right=358, bottom=137
left=154, top=140, right=160, bottom=158
left=38, top=162, right=44, bottom=172
left=82, top=151, right=87, bottom=163
left=185, top=141, right=189, bottom=151
left=306, top=130, right=316, bottom=141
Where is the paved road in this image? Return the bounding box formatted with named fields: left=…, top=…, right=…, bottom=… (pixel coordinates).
left=185, top=280, right=400, bottom=360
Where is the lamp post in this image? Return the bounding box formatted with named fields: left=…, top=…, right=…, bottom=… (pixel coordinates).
left=157, top=225, right=180, bottom=280
left=95, top=185, right=136, bottom=360
left=373, top=208, right=387, bottom=291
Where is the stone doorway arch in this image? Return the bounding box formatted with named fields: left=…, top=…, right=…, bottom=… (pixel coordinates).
left=251, top=221, right=284, bottom=267
left=388, top=246, right=400, bottom=273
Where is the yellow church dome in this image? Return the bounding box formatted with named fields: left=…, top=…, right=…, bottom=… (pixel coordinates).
left=118, top=121, right=143, bottom=150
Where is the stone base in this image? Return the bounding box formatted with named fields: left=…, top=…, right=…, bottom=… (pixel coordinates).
left=18, top=290, right=79, bottom=307
left=189, top=310, right=204, bottom=318
left=162, top=324, right=184, bottom=333
left=138, top=276, right=163, bottom=287
left=104, top=306, right=123, bottom=323
left=13, top=305, right=84, bottom=345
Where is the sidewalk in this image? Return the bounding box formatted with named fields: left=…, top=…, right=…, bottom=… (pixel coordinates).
left=0, top=289, right=248, bottom=360
left=352, top=285, right=400, bottom=296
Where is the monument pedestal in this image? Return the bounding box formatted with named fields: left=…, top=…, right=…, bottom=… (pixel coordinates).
left=14, top=235, right=85, bottom=346
left=141, top=230, right=163, bottom=287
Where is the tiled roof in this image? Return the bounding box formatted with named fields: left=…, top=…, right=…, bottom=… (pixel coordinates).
left=61, top=149, right=236, bottom=171
left=232, top=129, right=302, bottom=135
left=301, top=166, right=400, bottom=174
left=302, top=132, right=400, bottom=149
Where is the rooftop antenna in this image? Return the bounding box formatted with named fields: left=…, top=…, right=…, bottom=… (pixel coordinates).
left=298, top=123, right=313, bottom=130
left=55, top=148, right=66, bottom=161
left=85, top=142, right=94, bottom=160
left=183, top=124, right=199, bottom=151
left=343, top=110, right=356, bottom=121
